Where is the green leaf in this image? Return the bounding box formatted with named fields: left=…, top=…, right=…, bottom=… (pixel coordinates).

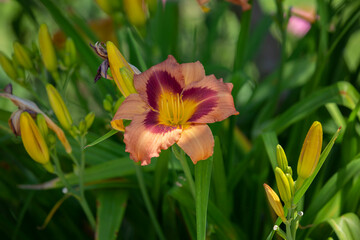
left=294, top=127, right=342, bottom=204
left=328, top=213, right=360, bottom=240
left=212, top=136, right=230, bottom=216
left=195, top=157, right=213, bottom=240
left=85, top=129, right=118, bottom=149
left=261, top=131, right=279, bottom=170
left=96, top=190, right=128, bottom=240
left=257, top=81, right=360, bottom=136
left=301, top=158, right=360, bottom=225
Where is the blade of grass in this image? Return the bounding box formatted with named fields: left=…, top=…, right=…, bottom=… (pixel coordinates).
left=96, top=190, right=128, bottom=240
left=195, top=156, right=213, bottom=240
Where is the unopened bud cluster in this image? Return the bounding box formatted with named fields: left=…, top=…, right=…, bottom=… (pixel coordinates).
left=264, top=121, right=323, bottom=224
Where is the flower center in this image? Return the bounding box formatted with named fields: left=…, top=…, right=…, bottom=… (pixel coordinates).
left=158, top=92, right=195, bottom=126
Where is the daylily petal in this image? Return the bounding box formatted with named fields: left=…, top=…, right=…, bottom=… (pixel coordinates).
left=124, top=111, right=182, bottom=165
left=9, top=110, right=23, bottom=136
left=134, top=56, right=184, bottom=110
left=182, top=75, right=238, bottom=123
left=112, top=94, right=148, bottom=121
left=180, top=61, right=206, bottom=85
left=177, top=124, right=214, bottom=164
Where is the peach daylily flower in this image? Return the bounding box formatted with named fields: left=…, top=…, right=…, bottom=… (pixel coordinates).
left=112, top=56, right=238, bottom=165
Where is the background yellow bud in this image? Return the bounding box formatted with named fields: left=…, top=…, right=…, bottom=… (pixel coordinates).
left=276, top=144, right=288, bottom=172
left=95, top=0, right=121, bottom=15
left=263, top=183, right=286, bottom=223
left=46, top=84, right=73, bottom=130
left=20, top=112, right=49, bottom=164
left=39, top=24, right=58, bottom=72
left=123, top=0, right=147, bottom=27
left=13, top=42, right=33, bottom=70
left=286, top=173, right=295, bottom=197
left=297, top=121, right=323, bottom=179
left=0, top=52, right=18, bottom=80
left=275, top=167, right=292, bottom=207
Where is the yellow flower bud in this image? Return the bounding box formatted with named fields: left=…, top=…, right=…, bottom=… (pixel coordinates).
left=13, top=42, right=33, bottom=70
left=64, top=38, right=77, bottom=67
left=20, top=112, right=49, bottom=164
left=106, top=41, right=137, bottom=97
left=95, top=0, right=121, bottom=15
left=39, top=24, right=58, bottom=72
left=46, top=84, right=73, bottom=130
left=275, top=167, right=292, bottom=208
left=0, top=52, right=18, bottom=80
left=123, top=0, right=147, bottom=27
left=36, top=114, right=48, bottom=138
left=276, top=144, right=288, bottom=172
left=297, top=121, right=323, bottom=180
left=263, top=183, right=286, bottom=223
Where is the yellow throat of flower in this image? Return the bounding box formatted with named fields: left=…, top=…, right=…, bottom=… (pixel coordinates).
left=157, top=92, right=196, bottom=127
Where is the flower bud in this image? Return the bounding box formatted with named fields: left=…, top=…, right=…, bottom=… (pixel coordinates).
left=123, top=0, right=147, bottom=27
left=276, top=144, right=288, bottom=172
left=275, top=167, right=292, bottom=208
left=103, top=98, right=113, bottom=112
left=263, top=183, right=286, bottom=223
left=0, top=52, right=18, bottom=80
left=79, top=120, right=86, bottom=134
left=36, top=113, right=48, bottom=138
left=64, top=38, right=77, bottom=67
left=95, top=0, right=121, bottom=15
left=13, top=42, right=33, bottom=70
left=106, top=41, right=136, bottom=97
left=46, top=84, right=73, bottom=130
left=20, top=112, right=49, bottom=164
left=39, top=24, right=58, bottom=72
left=297, top=121, right=323, bottom=180
left=85, top=112, right=95, bottom=129
left=43, top=161, right=54, bottom=173
left=286, top=173, right=295, bottom=197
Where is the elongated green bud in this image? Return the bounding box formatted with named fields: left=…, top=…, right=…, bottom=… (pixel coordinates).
left=46, top=84, right=73, bottom=130
left=85, top=112, right=95, bottom=129
left=286, top=173, right=295, bottom=197
left=263, top=183, right=286, bottom=223
left=36, top=114, right=48, bottom=138
left=297, top=121, right=323, bottom=180
left=64, top=38, right=76, bottom=67
left=276, top=144, right=288, bottom=172
left=13, top=42, right=33, bottom=70
left=39, top=24, right=58, bottom=72
left=275, top=167, right=292, bottom=208
left=0, top=52, right=18, bottom=80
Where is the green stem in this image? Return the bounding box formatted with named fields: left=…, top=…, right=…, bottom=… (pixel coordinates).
left=135, top=164, right=166, bottom=240
left=78, top=136, right=96, bottom=229
left=172, top=145, right=196, bottom=199
left=51, top=152, right=72, bottom=192
left=285, top=208, right=294, bottom=240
